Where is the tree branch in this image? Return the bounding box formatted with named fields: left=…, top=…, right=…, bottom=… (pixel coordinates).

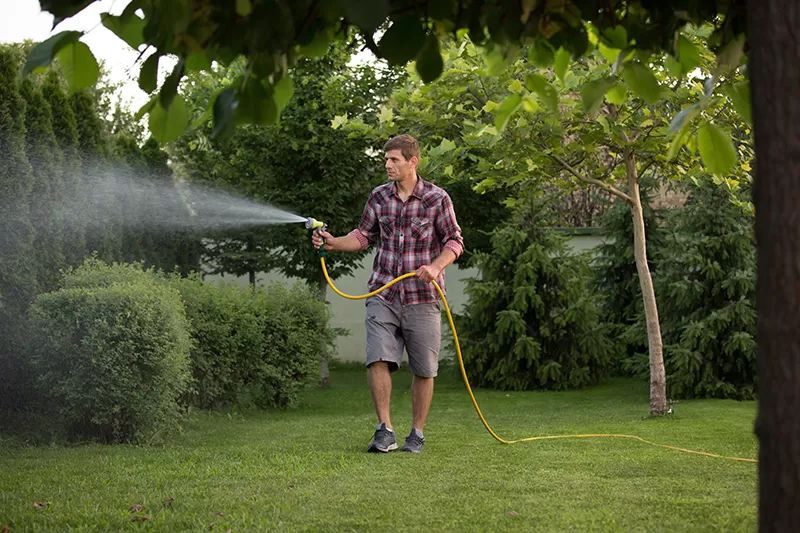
left=547, top=152, right=633, bottom=204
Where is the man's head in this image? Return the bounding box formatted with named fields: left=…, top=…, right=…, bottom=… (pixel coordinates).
left=384, top=134, right=419, bottom=182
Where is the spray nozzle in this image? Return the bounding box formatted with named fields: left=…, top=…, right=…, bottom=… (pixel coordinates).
left=305, top=217, right=327, bottom=232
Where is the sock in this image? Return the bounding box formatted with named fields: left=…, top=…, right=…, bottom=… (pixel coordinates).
left=376, top=422, right=394, bottom=432
left=411, top=427, right=424, bottom=439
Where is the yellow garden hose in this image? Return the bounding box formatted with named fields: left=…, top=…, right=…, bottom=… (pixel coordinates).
left=319, top=256, right=756, bottom=464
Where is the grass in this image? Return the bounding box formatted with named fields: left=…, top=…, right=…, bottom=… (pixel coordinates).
left=0, top=364, right=757, bottom=532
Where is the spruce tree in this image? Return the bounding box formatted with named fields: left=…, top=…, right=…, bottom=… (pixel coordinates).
left=0, top=45, right=38, bottom=410
left=42, top=71, right=86, bottom=267
left=20, top=77, right=66, bottom=293
left=657, top=180, right=756, bottom=399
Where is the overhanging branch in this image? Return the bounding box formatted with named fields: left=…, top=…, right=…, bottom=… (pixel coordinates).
left=547, top=153, right=633, bottom=204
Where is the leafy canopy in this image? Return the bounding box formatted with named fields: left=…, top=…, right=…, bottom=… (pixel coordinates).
left=27, top=1, right=747, bottom=142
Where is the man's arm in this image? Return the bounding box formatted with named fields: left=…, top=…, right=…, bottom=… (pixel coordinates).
left=417, top=248, right=457, bottom=283
left=312, top=229, right=367, bottom=253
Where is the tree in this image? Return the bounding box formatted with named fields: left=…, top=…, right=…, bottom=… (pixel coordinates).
left=748, top=2, right=800, bottom=528
left=23, top=0, right=799, bottom=524
left=0, top=45, right=37, bottom=410
left=20, top=76, right=66, bottom=293
left=657, top=178, right=756, bottom=400
left=41, top=71, right=86, bottom=267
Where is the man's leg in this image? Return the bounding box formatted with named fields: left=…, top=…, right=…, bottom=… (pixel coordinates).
left=368, top=361, right=393, bottom=429
left=411, top=374, right=434, bottom=433
left=364, top=297, right=403, bottom=452
left=401, top=301, right=441, bottom=452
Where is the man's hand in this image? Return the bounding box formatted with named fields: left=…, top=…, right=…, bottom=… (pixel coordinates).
left=312, top=229, right=334, bottom=251
left=416, top=264, right=442, bottom=283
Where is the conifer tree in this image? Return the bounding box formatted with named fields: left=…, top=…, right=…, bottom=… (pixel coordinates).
left=20, top=77, right=66, bottom=292
left=0, top=45, right=38, bottom=409
left=42, top=71, right=85, bottom=267
left=71, top=91, right=121, bottom=261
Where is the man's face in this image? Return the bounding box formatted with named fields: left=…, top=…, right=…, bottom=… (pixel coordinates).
left=384, top=149, right=417, bottom=181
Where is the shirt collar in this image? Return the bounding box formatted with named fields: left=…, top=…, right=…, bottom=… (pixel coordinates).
left=392, top=174, right=425, bottom=200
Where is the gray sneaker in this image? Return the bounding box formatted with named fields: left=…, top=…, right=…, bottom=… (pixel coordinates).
left=367, top=423, right=397, bottom=453
left=401, top=429, right=425, bottom=453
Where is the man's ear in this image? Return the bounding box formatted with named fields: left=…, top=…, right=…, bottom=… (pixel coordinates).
left=410, top=155, right=419, bottom=168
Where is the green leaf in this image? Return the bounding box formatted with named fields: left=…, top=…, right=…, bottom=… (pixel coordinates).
left=666, top=125, right=691, bottom=160
left=664, top=55, right=682, bottom=78
left=494, top=94, right=522, bottom=131
left=159, top=59, right=185, bottom=108
left=56, top=40, right=99, bottom=91
left=521, top=95, right=539, bottom=113
left=101, top=13, right=145, bottom=49
left=527, top=40, right=554, bottom=67
left=186, top=52, right=210, bottom=72
left=237, top=78, right=277, bottom=125
left=622, top=61, right=661, bottom=104
left=724, top=81, right=752, bottom=124
left=598, top=42, right=620, bottom=64
left=235, top=0, right=252, bottom=16
left=677, top=35, right=700, bottom=74
left=297, top=27, right=333, bottom=58
left=212, top=88, right=238, bottom=138
left=715, top=34, right=745, bottom=76
left=343, top=0, right=388, bottom=31
left=23, top=30, right=82, bottom=75
left=602, top=25, right=628, bottom=49
left=379, top=16, right=426, bottom=66
left=139, top=53, right=159, bottom=93
left=668, top=103, right=700, bottom=135
left=149, top=95, right=190, bottom=143
left=553, top=47, right=570, bottom=82
left=331, top=114, right=348, bottom=129
left=525, top=74, right=558, bottom=112
left=580, top=77, right=614, bottom=114
left=415, top=34, right=444, bottom=83
left=697, top=123, right=737, bottom=175
left=273, top=75, right=294, bottom=112
left=605, top=82, right=628, bottom=105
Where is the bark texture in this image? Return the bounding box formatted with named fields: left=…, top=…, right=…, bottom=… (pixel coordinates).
left=749, top=1, right=800, bottom=529
left=626, top=149, right=667, bottom=415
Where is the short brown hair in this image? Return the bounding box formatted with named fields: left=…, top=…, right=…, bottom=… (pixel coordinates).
left=383, top=134, right=420, bottom=161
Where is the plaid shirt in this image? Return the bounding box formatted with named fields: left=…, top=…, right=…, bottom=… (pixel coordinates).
left=348, top=176, right=464, bottom=305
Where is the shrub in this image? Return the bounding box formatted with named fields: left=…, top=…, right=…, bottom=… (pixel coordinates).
left=172, top=277, right=334, bottom=409
left=656, top=180, right=756, bottom=399
left=29, top=280, right=192, bottom=443
left=458, top=224, right=612, bottom=390
left=171, top=275, right=264, bottom=408
left=250, top=282, right=333, bottom=408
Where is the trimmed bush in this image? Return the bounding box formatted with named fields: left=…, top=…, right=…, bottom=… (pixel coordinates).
left=29, top=280, right=192, bottom=443
left=458, top=225, right=612, bottom=390
left=252, top=282, right=333, bottom=408
left=173, top=278, right=333, bottom=409
left=171, top=276, right=264, bottom=408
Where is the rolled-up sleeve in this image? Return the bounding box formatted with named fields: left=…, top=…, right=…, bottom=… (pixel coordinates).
left=436, top=193, right=464, bottom=259
left=351, top=194, right=379, bottom=250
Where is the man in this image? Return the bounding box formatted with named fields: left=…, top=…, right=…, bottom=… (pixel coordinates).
left=312, top=134, right=464, bottom=453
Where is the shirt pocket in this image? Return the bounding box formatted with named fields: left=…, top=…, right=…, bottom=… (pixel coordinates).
left=378, top=215, right=395, bottom=239
left=410, top=217, right=433, bottom=241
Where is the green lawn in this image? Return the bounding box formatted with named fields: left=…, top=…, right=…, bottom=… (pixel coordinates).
left=0, top=364, right=757, bottom=532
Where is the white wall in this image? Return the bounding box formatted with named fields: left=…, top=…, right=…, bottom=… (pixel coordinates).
left=206, top=233, right=604, bottom=363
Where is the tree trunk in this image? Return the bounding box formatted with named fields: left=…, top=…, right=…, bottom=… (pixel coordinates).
left=248, top=269, right=255, bottom=288
left=748, top=1, right=800, bottom=529
left=318, top=272, right=330, bottom=388
left=626, top=148, right=668, bottom=415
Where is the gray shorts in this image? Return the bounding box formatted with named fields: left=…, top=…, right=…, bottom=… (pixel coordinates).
left=365, top=296, right=442, bottom=378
